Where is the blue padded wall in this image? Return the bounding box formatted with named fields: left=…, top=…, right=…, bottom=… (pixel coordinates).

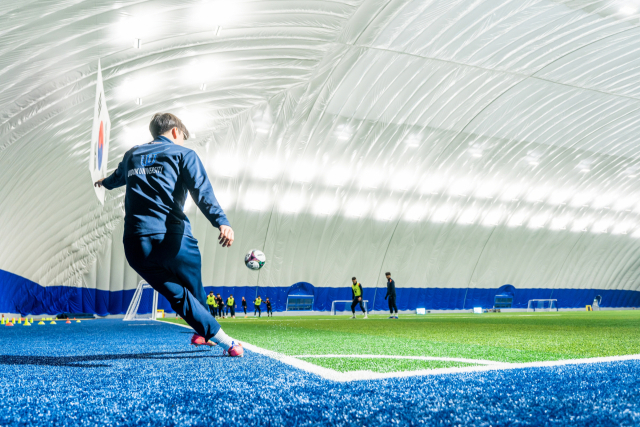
left=2, top=269, right=640, bottom=315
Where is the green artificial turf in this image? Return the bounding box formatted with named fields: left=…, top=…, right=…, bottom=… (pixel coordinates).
left=161, top=311, right=640, bottom=370
left=296, top=357, right=477, bottom=373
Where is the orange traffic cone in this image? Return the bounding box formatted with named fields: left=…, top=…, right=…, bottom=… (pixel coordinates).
left=66, top=319, right=71, bottom=324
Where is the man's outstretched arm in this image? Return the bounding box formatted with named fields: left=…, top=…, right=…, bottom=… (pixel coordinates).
left=181, top=150, right=234, bottom=247
left=94, top=156, right=127, bottom=190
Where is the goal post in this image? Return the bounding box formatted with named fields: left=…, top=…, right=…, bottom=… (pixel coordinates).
left=527, top=299, right=558, bottom=312
left=124, top=280, right=159, bottom=321
left=331, top=300, right=368, bottom=315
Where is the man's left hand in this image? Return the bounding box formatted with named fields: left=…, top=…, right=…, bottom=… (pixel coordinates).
left=218, top=225, right=234, bottom=247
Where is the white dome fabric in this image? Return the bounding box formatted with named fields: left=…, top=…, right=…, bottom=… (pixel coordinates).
left=1, top=0, right=640, bottom=314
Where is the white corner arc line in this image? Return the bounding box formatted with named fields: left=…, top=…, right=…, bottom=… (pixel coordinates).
left=157, top=320, right=640, bottom=382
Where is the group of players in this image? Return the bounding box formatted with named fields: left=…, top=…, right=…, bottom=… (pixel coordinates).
left=204, top=271, right=399, bottom=321
left=206, top=292, right=274, bottom=319
left=350, top=272, right=399, bottom=319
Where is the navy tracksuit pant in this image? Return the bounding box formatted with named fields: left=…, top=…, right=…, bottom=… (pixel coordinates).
left=124, top=233, right=221, bottom=341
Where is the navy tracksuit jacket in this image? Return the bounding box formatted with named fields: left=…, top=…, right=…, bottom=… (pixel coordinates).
left=102, top=135, right=229, bottom=340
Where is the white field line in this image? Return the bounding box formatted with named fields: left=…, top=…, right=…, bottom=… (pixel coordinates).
left=157, top=320, right=640, bottom=382
left=295, top=354, right=500, bottom=365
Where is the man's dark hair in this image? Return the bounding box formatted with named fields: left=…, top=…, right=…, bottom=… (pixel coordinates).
left=352, top=277, right=356, bottom=281
left=149, top=113, right=190, bottom=140
left=385, top=272, right=391, bottom=276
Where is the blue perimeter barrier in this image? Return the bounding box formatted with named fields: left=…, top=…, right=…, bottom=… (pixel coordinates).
left=2, top=269, right=639, bottom=315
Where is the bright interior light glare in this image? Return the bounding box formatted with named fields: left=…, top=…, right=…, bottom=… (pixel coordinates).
left=475, top=181, right=500, bottom=199
left=252, top=157, right=279, bottom=180
left=571, top=217, right=592, bottom=232
left=548, top=189, right=571, bottom=205
left=550, top=217, right=570, bottom=230
left=118, top=76, right=158, bottom=100
left=390, top=170, right=415, bottom=191
left=115, top=15, right=156, bottom=41
left=358, top=168, right=383, bottom=188
left=214, top=191, right=232, bottom=208
left=335, top=124, right=352, bottom=141
left=214, top=154, right=240, bottom=177
left=449, top=178, right=474, bottom=196
left=313, top=196, right=337, bottom=215
left=501, top=183, right=525, bottom=201
left=404, top=203, right=427, bottom=221
left=620, top=5, right=637, bottom=14
left=570, top=191, right=594, bottom=207
left=193, top=1, right=240, bottom=25
left=375, top=203, right=398, bottom=221
left=507, top=210, right=527, bottom=227
left=344, top=198, right=369, bottom=218
left=528, top=213, right=549, bottom=229
left=405, top=135, right=421, bottom=147
left=289, top=161, right=316, bottom=182
left=244, top=191, right=269, bottom=211
left=593, top=219, right=612, bottom=233
left=121, top=126, right=152, bottom=148
left=613, top=197, right=636, bottom=211
left=280, top=193, right=305, bottom=213
left=179, top=109, right=210, bottom=132
left=612, top=222, right=634, bottom=235
left=592, top=193, right=616, bottom=209
left=326, top=166, right=350, bottom=186
left=458, top=208, right=478, bottom=224
left=483, top=209, right=504, bottom=226
left=182, top=59, right=218, bottom=85
left=421, top=175, right=444, bottom=194
left=432, top=205, right=453, bottom=223
left=526, top=186, right=549, bottom=202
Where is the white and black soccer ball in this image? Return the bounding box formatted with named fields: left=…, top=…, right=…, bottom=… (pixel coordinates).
left=244, top=249, right=266, bottom=270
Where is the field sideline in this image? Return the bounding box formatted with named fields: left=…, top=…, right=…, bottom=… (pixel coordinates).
left=161, top=310, right=640, bottom=374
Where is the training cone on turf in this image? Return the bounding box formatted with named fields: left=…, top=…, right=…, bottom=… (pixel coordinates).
left=38, top=320, right=45, bottom=325
left=50, top=320, right=56, bottom=325
left=6, top=321, right=13, bottom=326
left=23, top=319, right=31, bottom=326
left=66, top=319, right=71, bottom=324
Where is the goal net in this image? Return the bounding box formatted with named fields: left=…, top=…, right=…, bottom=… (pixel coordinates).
left=331, top=300, right=368, bottom=315
left=527, top=299, right=558, bottom=312
left=124, top=280, right=159, bottom=321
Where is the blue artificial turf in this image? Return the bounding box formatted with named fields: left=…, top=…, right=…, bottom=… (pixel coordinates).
left=0, top=319, right=639, bottom=426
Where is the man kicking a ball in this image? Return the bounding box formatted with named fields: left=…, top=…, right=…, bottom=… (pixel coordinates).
left=350, top=277, right=367, bottom=319
left=95, top=113, right=243, bottom=357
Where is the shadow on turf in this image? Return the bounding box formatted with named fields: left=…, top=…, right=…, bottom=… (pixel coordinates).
left=0, top=350, right=223, bottom=368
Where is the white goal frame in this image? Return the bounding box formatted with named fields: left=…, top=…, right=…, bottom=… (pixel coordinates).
left=527, top=299, right=558, bottom=312
left=331, top=300, right=368, bottom=315
left=124, top=280, right=159, bottom=321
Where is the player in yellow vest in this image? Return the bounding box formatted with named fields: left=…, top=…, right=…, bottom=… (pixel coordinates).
left=254, top=296, right=263, bottom=317
left=350, top=277, right=368, bottom=319
left=206, top=292, right=216, bottom=317
left=226, top=296, right=236, bottom=319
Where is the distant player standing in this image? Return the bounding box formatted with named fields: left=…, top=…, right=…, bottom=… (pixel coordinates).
left=207, top=292, right=216, bottom=317
left=216, top=294, right=224, bottom=318
left=241, top=297, right=248, bottom=318
left=350, top=277, right=367, bottom=319
left=227, top=295, right=236, bottom=319
left=95, top=113, right=242, bottom=356
left=254, top=296, right=263, bottom=317
left=265, top=297, right=273, bottom=317
left=384, top=272, right=398, bottom=319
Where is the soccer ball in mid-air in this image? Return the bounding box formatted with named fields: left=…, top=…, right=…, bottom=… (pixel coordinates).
left=244, top=249, right=266, bottom=270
